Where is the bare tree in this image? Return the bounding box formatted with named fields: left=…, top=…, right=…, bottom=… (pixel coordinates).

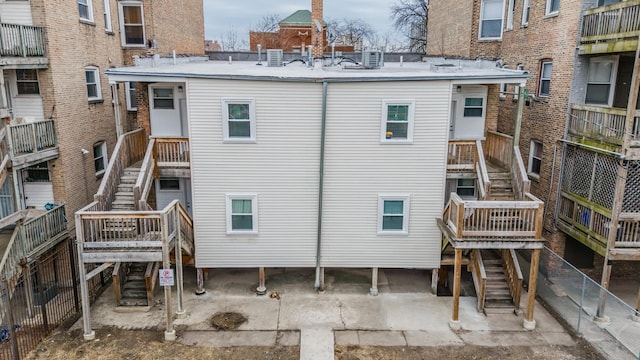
left=390, top=0, right=428, bottom=53
left=326, top=18, right=377, bottom=50
left=252, top=13, right=282, bottom=33
left=220, top=26, right=241, bottom=51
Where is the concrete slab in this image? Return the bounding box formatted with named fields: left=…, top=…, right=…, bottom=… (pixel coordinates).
left=334, top=330, right=359, bottom=346
left=335, top=294, right=387, bottom=330
left=278, top=295, right=344, bottom=330
left=300, top=327, right=333, bottom=360
left=538, top=331, right=576, bottom=346
left=382, top=294, right=452, bottom=331
left=404, top=330, right=464, bottom=347
left=178, top=330, right=277, bottom=347
left=457, top=330, right=548, bottom=347
left=357, top=330, right=406, bottom=346
left=276, top=330, right=300, bottom=346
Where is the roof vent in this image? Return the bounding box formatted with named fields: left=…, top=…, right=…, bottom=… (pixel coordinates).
left=267, top=49, right=283, bottom=67
left=361, top=51, right=381, bottom=69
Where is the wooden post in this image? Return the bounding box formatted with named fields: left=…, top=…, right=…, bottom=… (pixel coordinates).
left=524, top=248, right=540, bottom=330
left=370, top=267, right=379, bottom=296
left=514, top=86, right=525, bottom=147
left=161, top=212, right=175, bottom=341
left=195, top=268, right=206, bottom=295
left=431, top=268, right=439, bottom=294
left=175, top=209, right=185, bottom=318
left=75, top=213, right=95, bottom=340
left=450, top=248, right=462, bottom=330
left=257, top=267, right=266, bottom=295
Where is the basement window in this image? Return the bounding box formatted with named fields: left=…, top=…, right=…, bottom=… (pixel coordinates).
left=226, top=194, right=258, bottom=234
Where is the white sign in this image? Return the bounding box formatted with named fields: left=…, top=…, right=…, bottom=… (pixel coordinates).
left=159, top=268, right=175, bottom=287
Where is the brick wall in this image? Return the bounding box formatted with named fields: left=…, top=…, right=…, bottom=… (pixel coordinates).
left=426, top=0, right=473, bottom=57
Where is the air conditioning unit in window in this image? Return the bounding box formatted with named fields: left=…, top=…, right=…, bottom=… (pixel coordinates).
left=267, top=49, right=283, bottom=67
left=361, top=51, right=380, bottom=69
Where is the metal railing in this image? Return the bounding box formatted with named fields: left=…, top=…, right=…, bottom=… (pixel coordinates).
left=0, top=23, right=46, bottom=57
left=581, top=0, right=640, bottom=44
left=7, top=119, right=57, bottom=157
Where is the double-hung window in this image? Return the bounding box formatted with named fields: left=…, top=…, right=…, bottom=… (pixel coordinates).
left=119, top=1, right=145, bottom=46
left=546, top=0, right=560, bottom=16
left=85, top=67, right=102, bottom=101
left=463, top=98, right=484, bottom=117
left=78, top=0, right=93, bottom=22
left=528, top=140, right=542, bottom=177
left=522, top=0, right=531, bottom=26
left=378, top=195, right=410, bottom=235
left=586, top=57, right=617, bottom=106
left=479, top=0, right=504, bottom=39
left=222, top=99, right=256, bottom=142
left=152, top=88, right=174, bottom=109
left=226, top=194, right=258, bottom=234
left=381, top=100, right=415, bottom=143
left=506, top=0, right=515, bottom=30
left=16, top=69, right=40, bottom=95
left=103, top=0, right=112, bottom=32
left=126, top=82, right=137, bottom=111
left=94, top=141, right=108, bottom=176
left=539, top=61, right=552, bottom=97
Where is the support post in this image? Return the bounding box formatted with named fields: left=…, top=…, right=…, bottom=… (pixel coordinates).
left=431, top=269, right=439, bottom=294
left=75, top=213, right=95, bottom=340
left=195, top=268, right=206, bottom=295
left=161, top=213, right=175, bottom=341
left=175, top=211, right=185, bottom=318
left=514, top=85, right=525, bottom=146
left=633, top=286, right=640, bottom=321
left=257, top=267, right=266, bottom=295
left=450, top=248, right=462, bottom=330
left=370, top=267, right=379, bottom=296
left=318, top=267, right=325, bottom=292
left=524, top=248, right=540, bottom=330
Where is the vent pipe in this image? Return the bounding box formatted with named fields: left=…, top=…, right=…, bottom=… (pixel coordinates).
left=257, top=44, right=262, bottom=65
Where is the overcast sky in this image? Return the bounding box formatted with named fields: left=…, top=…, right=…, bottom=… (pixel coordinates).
left=204, top=0, right=399, bottom=42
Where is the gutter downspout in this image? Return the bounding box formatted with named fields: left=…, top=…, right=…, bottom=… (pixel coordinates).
left=315, top=81, right=328, bottom=290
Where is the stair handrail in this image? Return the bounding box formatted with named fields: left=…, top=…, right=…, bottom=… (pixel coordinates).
left=475, top=140, right=491, bottom=200
left=511, top=146, right=531, bottom=200
left=94, top=129, right=146, bottom=210
left=470, top=249, right=487, bottom=312
left=134, top=138, right=156, bottom=210
left=485, top=131, right=513, bottom=168
left=502, top=249, right=524, bottom=312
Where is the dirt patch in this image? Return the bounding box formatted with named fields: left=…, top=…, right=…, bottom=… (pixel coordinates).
left=210, top=312, right=247, bottom=331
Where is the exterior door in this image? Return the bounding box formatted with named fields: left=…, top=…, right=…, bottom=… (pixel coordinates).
left=149, top=84, right=187, bottom=137
left=155, top=178, right=192, bottom=214
left=21, top=163, right=54, bottom=209
left=450, top=86, right=488, bottom=140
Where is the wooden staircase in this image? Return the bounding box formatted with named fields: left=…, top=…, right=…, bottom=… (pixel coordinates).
left=111, top=165, right=140, bottom=210
left=481, top=250, right=517, bottom=314
left=486, top=162, right=515, bottom=201
left=113, top=262, right=160, bottom=308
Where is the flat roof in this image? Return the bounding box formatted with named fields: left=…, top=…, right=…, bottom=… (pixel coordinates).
left=105, top=58, right=529, bottom=85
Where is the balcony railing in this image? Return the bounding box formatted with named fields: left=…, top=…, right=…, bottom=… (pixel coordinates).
left=7, top=119, right=59, bottom=167
left=580, top=0, right=640, bottom=49
left=0, top=23, right=46, bottom=57
left=568, top=104, right=640, bottom=147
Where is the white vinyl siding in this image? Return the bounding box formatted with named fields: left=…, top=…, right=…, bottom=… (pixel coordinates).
left=321, top=81, right=448, bottom=268
left=23, top=182, right=54, bottom=209
left=0, top=2, right=34, bottom=25
left=189, top=79, right=321, bottom=268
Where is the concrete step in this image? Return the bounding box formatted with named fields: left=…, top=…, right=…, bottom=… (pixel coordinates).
left=119, top=297, right=148, bottom=307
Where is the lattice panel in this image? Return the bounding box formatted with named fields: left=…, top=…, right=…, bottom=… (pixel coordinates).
left=623, top=161, right=640, bottom=213
left=562, top=146, right=595, bottom=199
left=591, top=153, right=617, bottom=209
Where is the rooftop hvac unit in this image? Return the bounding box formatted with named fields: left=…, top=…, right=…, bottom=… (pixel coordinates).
left=361, top=51, right=380, bottom=69
left=267, top=49, right=283, bottom=67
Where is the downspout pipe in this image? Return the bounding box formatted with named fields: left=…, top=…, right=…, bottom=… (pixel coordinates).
left=315, top=81, right=328, bottom=290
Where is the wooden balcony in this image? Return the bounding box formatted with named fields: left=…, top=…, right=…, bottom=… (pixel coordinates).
left=153, top=137, right=190, bottom=177
left=569, top=104, right=640, bottom=153
left=0, top=23, right=47, bottom=66
left=579, top=0, right=640, bottom=54
left=7, top=119, right=59, bottom=168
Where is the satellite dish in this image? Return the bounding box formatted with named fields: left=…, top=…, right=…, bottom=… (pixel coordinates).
left=313, top=19, right=322, bottom=32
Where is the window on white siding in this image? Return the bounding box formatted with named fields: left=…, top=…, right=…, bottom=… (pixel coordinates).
left=378, top=195, right=410, bottom=235
left=85, top=67, right=102, bottom=101
left=479, top=0, right=504, bottom=39
left=528, top=140, right=542, bottom=177
left=539, top=61, right=552, bottom=97
left=126, top=82, right=137, bottom=111
left=522, top=0, right=531, bottom=26
left=226, top=194, right=258, bottom=234
left=103, top=0, right=112, bottom=32
left=222, top=99, right=256, bottom=143
left=457, top=179, right=476, bottom=199
left=78, top=0, right=94, bottom=22
left=119, top=1, right=145, bottom=46
left=506, top=0, right=515, bottom=30
left=546, top=0, right=560, bottom=15
left=381, top=100, right=415, bottom=143
left=586, top=57, right=617, bottom=106
left=152, top=88, right=174, bottom=109
left=16, top=69, right=40, bottom=95
left=93, top=141, right=108, bottom=176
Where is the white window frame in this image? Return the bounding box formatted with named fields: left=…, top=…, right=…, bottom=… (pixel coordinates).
left=85, top=66, right=102, bottom=101
left=499, top=83, right=507, bottom=99
left=539, top=61, right=552, bottom=97
left=225, top=194, right=258, bottom=235
left=380, top=100, right=415, bottom=144
left=118, top=1, right=146, bottom=47
left=103, top=0, right=112, bottom=32
left=222, top=98, right=256, bottom=143
left=93, top=141, right=108, bottom=176
left=545, top=0, right=560, bottom=16
left=585, top=56, right=618, bottom=107
left=506, top=0, right=515, bottom=31
left=522, top=0, right=531, bottom=26
left=479, top=0, right=505, bottom=40
left=377, top=195, right=410, bottom=235
left=15, top=69, right=40, bottom=95
left=528, top=140, right=542, bottom=178
left=126, top=82, right=137, bottom=111
left=78, top=0, right=94, bottom=22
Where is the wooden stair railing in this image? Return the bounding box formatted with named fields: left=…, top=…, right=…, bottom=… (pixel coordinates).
left=470, top=249, right=487, bottom=312
left=502, top=249, right=523, bottom=312
left=475, top=140, right=491, bottom=200
left=134, top=138, right=156, bottom=210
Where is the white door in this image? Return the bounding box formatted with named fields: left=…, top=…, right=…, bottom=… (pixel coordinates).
left=155, top=178, right=192, bottom=214
left=149, top=85, right=186, bottom=137
left=450, top=86, right=488, bottom=140
left=21, top=163, right=54, bottom=209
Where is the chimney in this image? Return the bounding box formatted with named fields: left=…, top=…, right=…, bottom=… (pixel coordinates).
left=311, top=0, right=324, bottom=58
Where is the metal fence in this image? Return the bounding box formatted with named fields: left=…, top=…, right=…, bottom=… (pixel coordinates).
left=0, top=238, right=111, bottom=359
left=518, top=247, right=640, bottom=360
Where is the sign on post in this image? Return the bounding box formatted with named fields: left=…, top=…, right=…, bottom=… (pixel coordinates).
left=159, top=268, right=175, bottom=287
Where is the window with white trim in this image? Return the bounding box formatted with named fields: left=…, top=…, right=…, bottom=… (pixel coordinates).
left=16, top=69, right=39, bottom=95
left=506, top=0, right=515, bottom=30
left=381, top=100, right=415, bottom=143
left=226, top=194, right=258, bottom=234
left=586, top=57, right=617, bottom=106
left=500, top=83, right=507, bottom=100
left=378, top=195, right=410, bottom=234
left=522, top=0, right=531, bottom=26
left=528, top=140, right=542, bottom=177
left=78, top=0, right=93, bottom=22
left=463, top=98, right=484, bottom=117
left=126, top=82, right=137, bottom=111
left=93, top=141, right=108, bottom=176
left=118, top=1, right=145, bottom=46
left=479, top=0, right=504, bottom=39
left=222, top=99, right=256, bottom=142
left=457, top=179, right=476, bottom=199
left=546, top=0, right=560, bottom=15
left=152, top=88, right=174, bottom=109
left=539, top=61, right=552, bottom=97
left=85, top=67, right=102, bottom=101
left=103, top=0, right=112, bottom=32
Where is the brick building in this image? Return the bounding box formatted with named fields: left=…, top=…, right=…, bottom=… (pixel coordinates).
left=0, top=0, right=204, bottom=229
left=428, top=0, right=640, bottom=307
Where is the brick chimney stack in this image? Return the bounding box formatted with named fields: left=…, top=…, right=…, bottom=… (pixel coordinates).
left=311, top=0, right=324, bottom=58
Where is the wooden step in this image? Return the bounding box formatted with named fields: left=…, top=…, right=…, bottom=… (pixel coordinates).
left=119, top=297, right=148, bottom=307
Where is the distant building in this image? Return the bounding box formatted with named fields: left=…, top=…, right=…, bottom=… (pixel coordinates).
left=205, top=40, right=222, bottom=52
